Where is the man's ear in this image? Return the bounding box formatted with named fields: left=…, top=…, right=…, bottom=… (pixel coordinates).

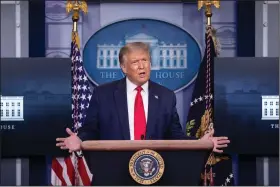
left=120, top=62, right=127, bottom=74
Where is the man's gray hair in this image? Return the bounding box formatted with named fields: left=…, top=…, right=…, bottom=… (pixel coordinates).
left=118, top=42, right=150, bottom=64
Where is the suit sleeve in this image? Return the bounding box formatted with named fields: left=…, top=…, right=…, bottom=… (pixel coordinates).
left=77, top=87, right=100, bottom=141
left=166, top=92, right=197, bottom=140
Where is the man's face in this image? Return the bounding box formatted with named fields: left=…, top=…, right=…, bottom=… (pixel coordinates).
left=121, top=49, right=151, bottom=86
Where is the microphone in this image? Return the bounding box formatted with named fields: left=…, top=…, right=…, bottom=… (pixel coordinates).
left=141, top=134, right=145, bottom=140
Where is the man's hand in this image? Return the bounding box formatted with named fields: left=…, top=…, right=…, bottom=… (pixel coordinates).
left=200, top=129, right=230, bottom=153
left=56, top=128, right=82, bottom=153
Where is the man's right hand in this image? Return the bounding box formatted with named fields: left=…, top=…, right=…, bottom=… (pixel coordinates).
left=56, top=128, right=82, bottom=153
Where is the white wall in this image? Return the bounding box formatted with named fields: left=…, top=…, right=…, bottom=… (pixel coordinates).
left=255, top=1, right=279, bottom=186
left=0, top=1, right=29, bottom=186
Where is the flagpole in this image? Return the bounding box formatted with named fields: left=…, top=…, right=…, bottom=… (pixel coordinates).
left=198, top=1, right=220, bottom=186
left=198, top=0, right=220, bottom=121
left=65, top=1, right=88, bottom=185
left=66, top=0, right=88, bottom=131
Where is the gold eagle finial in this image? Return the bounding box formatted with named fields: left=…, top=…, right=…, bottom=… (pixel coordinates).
left=65, top=0, right=88, bottom=48
left=65, top=0, right=88, bottom=32
left=198, top=0, right=220, bottom=10
left=66, top=0, right=88, bottom=15
left=198, top=0, right=220, bottom=26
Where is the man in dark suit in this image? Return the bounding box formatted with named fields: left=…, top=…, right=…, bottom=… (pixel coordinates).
left=56, top=42, right=229, bottom=153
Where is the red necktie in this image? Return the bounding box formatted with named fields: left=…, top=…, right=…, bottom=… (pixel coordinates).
left=134, top=86, right=146, bottom=140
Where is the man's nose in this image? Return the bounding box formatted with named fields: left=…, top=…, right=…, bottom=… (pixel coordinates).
left=138, top=61, right=144, bottom=68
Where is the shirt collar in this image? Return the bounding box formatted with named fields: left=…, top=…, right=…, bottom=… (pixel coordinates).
left=126, top=77, right=149, bottom=93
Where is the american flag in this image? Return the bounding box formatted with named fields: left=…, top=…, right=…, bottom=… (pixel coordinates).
left=51, top=34, right=93, bottom=186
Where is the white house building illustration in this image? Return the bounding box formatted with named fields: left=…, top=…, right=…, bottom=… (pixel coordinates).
left=96, top=33, right=187, bottom=70
left=0, top=95, right=24, bottom=121
left=261, top=95, right=279, bottom=120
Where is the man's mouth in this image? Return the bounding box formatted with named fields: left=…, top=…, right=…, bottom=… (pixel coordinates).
left=139, top=72, right=146, bottom=77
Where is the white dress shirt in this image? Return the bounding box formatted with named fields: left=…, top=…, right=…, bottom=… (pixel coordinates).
left=126, top=78, right=149, bottom=140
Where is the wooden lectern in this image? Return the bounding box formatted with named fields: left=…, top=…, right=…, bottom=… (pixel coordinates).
left=81, top=140, right=213, bottom=186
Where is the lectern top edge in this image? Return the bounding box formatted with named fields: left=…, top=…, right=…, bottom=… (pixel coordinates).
left=81, top=139, right=214, bottom=151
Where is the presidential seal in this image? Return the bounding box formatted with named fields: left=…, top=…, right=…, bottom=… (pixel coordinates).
left=129, top=149, right=164, bottom=185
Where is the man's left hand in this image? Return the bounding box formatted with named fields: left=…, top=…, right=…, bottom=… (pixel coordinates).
left=200, top=129, right=230, bottom=153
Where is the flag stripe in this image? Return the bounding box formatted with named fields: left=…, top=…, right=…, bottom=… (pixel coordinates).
left=83, top=156, right=92, bottom=180
left=78, top=157, right=91, bottom=185
left=64, top=157, right=75, bottom=185
left=60, top=158, right=73, bottom=185
left=51, top=158, right=67, bottom=186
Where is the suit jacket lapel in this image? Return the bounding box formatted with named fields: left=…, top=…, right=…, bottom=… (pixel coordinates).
left=146, top=81, right=159, bottom=138
left=114, top=78, right=130, bottom=140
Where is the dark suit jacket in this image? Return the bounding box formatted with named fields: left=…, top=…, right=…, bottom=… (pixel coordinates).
left=78, top=78, right=195, bottom=141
